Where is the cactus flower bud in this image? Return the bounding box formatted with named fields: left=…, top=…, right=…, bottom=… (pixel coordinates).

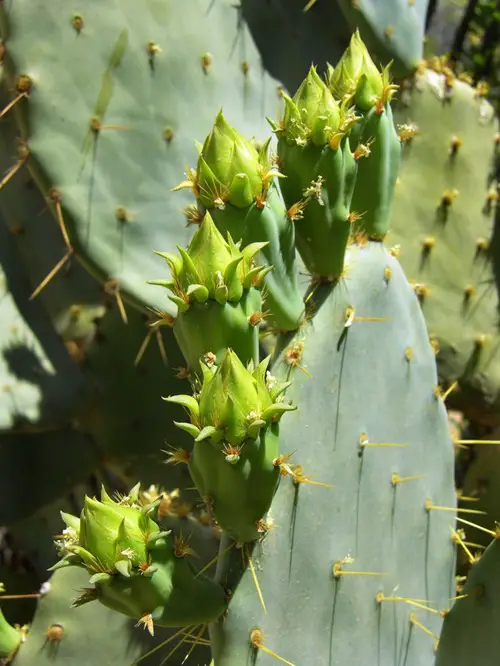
left=327, top=29, right=385, bottom=111
left=195, top=111, right=270, bottom=208
left=280, top=66, right=341, bottom=147
left=150, top=212, right=269, bottom=312
left=166, top=349, right=295, bottom=542
left=51, top=486, right=227, bottom=629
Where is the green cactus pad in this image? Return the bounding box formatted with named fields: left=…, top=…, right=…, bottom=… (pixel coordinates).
left=210, top=243, right=456, bottom=665
left=0, top=0, right=283, bottom=316
left=75, top=302, right=196, bottom=489
left=435, top=536, right=500, bottom=666
left=387, top=68, right=500, bottom=424
left=337, top=0, right=428, bottom=77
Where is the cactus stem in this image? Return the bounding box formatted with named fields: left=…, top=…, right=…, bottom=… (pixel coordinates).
left=0, top=92, right=28, bottom=119
left=425, top=500, right=485, bottom=515
left=245, top=545, right=267, bottom=613
left=409, top=613, right=440, bottom=645
left=29, top=248, right=74, bottom=300
left=195, top=541, right=236, bottom=579
left=391, top=473, right=424, bottom=486
left=250, top=629, right=296, bottom=666
left=333, top=561, right=386, bottom=579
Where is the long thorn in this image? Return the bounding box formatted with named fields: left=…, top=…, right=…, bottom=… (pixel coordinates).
left=455, top=517, right=497, bottom=536
left=0, top=593, right=41, bottom=600
left=30, top=249, right=73, bottom=299
left=246, top=544, right=267, bottom=613
left=195, top=541, right=235, bottom=579
left=159, top=625, right=198, bottom=666
left=181, top=624, right=207, bottom=664
left=410, top=613, right=439, bottom=641
left=0, top=92, right=28, bottom=119
left=456, top=439, right=500, bottom=445
left=134, top=330, right=153, bottom=366
left=451, top=527, right=475, bottom=564
left=0, top=157, right=26, bottom=190
left=54, top=200, right=72, bottom=250
left=131, top=626, right=192, bottom=665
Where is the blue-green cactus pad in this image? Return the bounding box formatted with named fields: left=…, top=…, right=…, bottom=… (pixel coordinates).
left=211, top=243, right=456, bottom=666
left=0, top=0, right=283, bottom=315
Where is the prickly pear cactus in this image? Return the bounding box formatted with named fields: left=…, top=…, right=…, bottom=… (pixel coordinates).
left=3, top=28, right=461, bottom=666
left=0, top=0, right=283, bottom=316
left=167, top=34, right=456, bottom=666
left=387, top=67, right=500, bottom=425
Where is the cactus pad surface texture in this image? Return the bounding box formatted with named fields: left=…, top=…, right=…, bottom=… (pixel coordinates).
left=0, top=0, right=282, bottom=316
left=388, top=67, right=500, bottom=425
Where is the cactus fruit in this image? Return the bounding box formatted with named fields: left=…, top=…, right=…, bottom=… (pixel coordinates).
left=51, top=484, right=227, bottom=629
left=167, top=349, right=296, bottom=543
left=387, top=67, right=500, bottom=425
left=175, top=112, right=304, bottom=332
left=0, top=0, right=282, bottom=317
